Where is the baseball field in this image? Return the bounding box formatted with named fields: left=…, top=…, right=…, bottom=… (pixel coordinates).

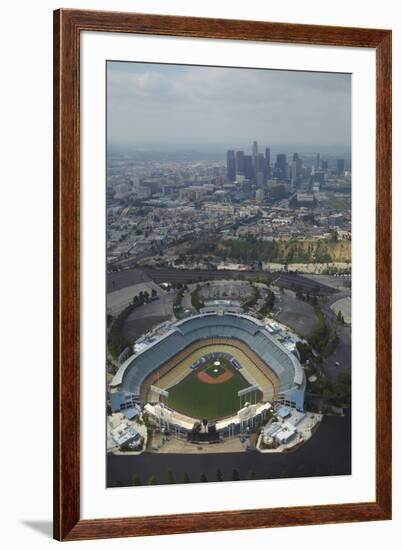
left=167, top=357, right=252, bottom=420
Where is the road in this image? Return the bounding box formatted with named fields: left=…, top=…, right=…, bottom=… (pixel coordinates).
left=318, top=282, right=352, bottom=381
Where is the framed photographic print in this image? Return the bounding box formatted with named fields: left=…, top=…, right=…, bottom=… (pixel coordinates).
left=53, top=9, right=392, bottom=541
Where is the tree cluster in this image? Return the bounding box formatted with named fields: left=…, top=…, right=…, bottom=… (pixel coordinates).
left=107, top=289, right=159, bottom=358
left=190, top=284, right=205, bottom=312
left=242, top=283, right=259, bottom=309
left=258, top=289, right=275, bottom=317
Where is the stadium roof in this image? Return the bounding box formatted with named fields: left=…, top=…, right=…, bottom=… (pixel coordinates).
left=122, top=408, right=139, bottom=420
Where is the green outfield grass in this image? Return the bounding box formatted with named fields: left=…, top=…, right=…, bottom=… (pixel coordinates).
left=167, top=359, right=249, bottom=420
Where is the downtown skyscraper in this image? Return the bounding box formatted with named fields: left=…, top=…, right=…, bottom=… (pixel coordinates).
left=226, top=150, right=236, bottom=181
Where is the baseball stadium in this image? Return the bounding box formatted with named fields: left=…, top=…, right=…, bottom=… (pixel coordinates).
left=110, top=312, right=306, bottom=443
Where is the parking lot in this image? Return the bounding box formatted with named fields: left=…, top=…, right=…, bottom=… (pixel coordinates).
left=122, top=293, right=175, bottom=341
left=275, top=289, right=317, bottom=338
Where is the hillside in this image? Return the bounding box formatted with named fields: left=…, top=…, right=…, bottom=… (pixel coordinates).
left=188, top=238, right=351, bottom=264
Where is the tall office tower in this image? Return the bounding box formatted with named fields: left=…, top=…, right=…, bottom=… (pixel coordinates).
left=292, top=153, right=301, bottom=181
left=265, top=147, right=271, bottom=179
left=291, top=160, right=298, bottom=187
left=265, top=147, right=271, bottom=166
left=337, top=159, right=345, bottom=175
left=256, top=171, right=265, bottom=189
left=252, top=140, right=259, bottom=177
left=242, top=178, right=252, bottom=197
left=321, top=160, right=328, bottom=171
left=275, top=153, right=288, bottom=180
left=252, top=140, right=259, bottom=157
left=297, top=158, right=303, bottom=177
left=235, top=150, right=245, bottom=176
left=256, top=153, right=266, bottom=186
left=316, top=153, right=321, bottom=169
left=257, top=153, right=265, bottom=170
left=244, top=155, right=254, bottom=180
left=226, top=150, right=236, bottom=181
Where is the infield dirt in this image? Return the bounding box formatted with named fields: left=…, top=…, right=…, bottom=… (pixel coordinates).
left=197, top=369, right=233, bottom=385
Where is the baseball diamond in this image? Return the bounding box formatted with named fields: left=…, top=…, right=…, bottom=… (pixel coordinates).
left=167, top=359, right=251, bottom=419
left=197, top=364, right=233, bottom=384
left=111, top=313, right=306, bottom=423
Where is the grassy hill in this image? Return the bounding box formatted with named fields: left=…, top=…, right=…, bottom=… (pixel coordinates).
left=188, top=238, right=351, bottom=264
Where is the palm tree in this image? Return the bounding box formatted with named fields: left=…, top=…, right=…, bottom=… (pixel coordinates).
left=182, top=472, right=190, bottom=484
left=132, top=474, right=141, bottom=486
left=231, top=469, right=240, bottom=481
left=148, top=475, right=157, bottom=485
left=216, top=467, right=224, bottom=482
left=167, top=470, right=175, bottom=484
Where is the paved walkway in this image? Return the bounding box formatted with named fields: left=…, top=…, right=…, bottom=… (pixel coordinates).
left=150, top=433, right=251, bottom=454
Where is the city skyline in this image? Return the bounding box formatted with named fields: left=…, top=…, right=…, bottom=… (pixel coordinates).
left=107, top=61, right=351, bottom=150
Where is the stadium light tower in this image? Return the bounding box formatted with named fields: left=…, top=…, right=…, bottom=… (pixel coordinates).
left=150, top=385, right=169, bottom=408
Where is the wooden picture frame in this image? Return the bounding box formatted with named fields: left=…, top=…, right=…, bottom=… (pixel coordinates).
left=53, top=8, right=392, bottom=541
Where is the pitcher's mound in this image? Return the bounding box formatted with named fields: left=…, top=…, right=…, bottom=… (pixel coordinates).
left=197, top=369, right=233, bottom=385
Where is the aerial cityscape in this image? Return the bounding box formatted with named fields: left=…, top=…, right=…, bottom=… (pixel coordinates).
left=106, top=62, right=351, bottom=487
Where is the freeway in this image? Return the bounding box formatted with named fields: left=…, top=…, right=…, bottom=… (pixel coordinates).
left=107, top=266, right=341, bottom=295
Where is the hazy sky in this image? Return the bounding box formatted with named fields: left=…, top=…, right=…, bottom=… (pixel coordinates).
left=107, top=61, right=351, bottom=151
